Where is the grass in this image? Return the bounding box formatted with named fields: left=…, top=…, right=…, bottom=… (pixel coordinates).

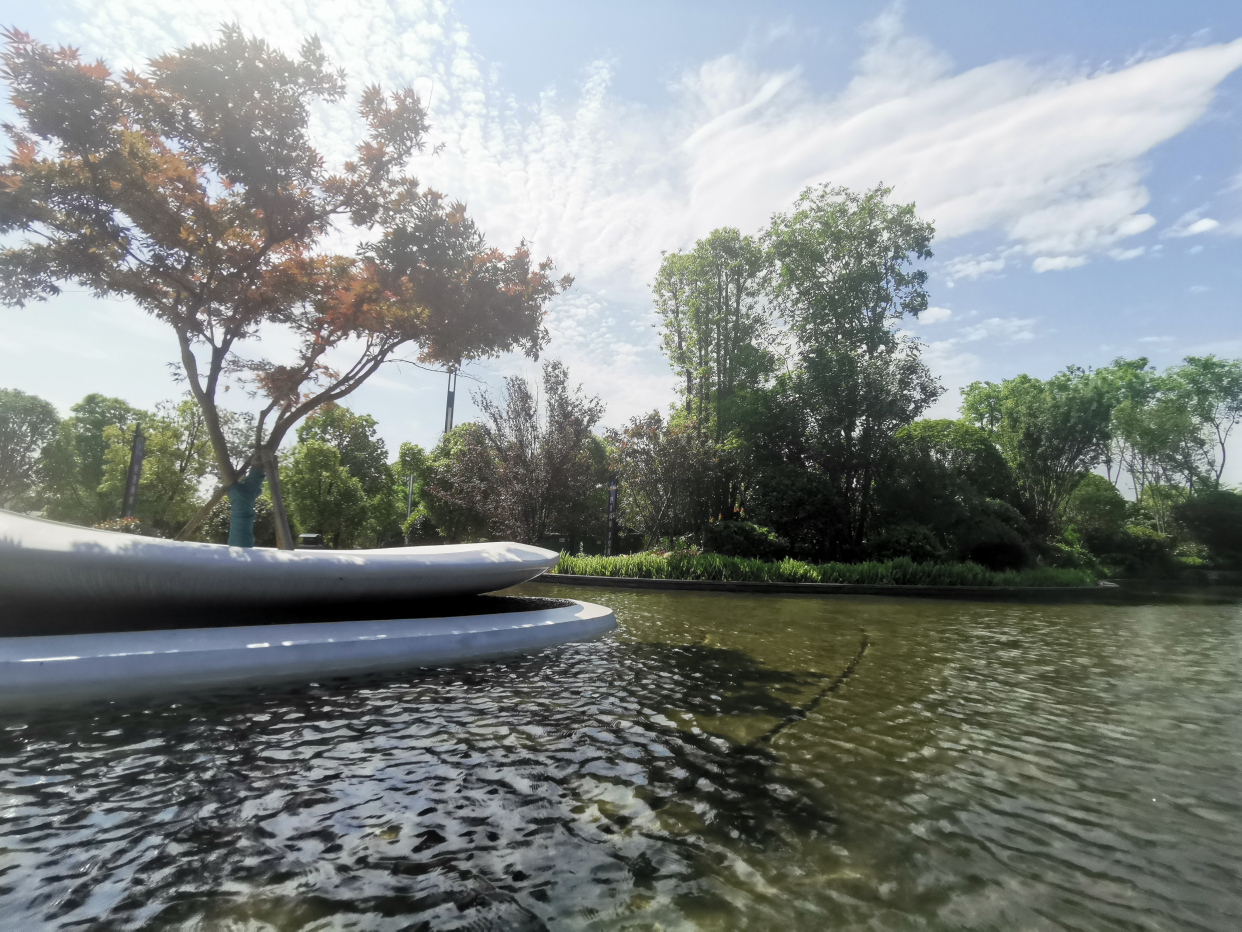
left=551, top=551, right=1097, bottom=588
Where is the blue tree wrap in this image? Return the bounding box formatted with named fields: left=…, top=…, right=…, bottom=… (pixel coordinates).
left=226, top=467, right=266, bottom=548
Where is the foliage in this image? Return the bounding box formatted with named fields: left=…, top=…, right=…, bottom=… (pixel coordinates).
left=702, top=520, right=790, bottom=561
left=1061, top=473, right=1128, bottom=552
left=416, top=423, right=495, bottom=543
left=1174, top=490, right=1242, bottom=567
left=552, top=552, right=1095, bottom=587
left=97, top=400, right=216, bottom=536
left=0, top=386, right=60, bottom=507
left=653, top=229, right=771, bottom=437
left=290, top=403, right=405, bottom=547
left=472, top=360, right=606, bottom=545
left=279, top=439, right=367, bottom=548
left=737, top=183, right=942, bottom=560
left=962, top=368, right=1110, bottom=532
left=0, top=27, right=567, bottom=547
left=38, top=394, right=141, bottom=525
left=607, top=410, right=719, bottom=547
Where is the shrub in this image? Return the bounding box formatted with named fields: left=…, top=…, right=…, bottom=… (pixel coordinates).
left=868, top=522, right=945, bottom=563
left=702, top=520, right=790, bottom=561
left=1174, top=490, right=1242, bottom=567
left=552, top=551, right=1095, bottom=587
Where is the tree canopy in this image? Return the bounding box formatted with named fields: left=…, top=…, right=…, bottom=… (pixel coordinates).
left=0, top=26, right=568, bottom=547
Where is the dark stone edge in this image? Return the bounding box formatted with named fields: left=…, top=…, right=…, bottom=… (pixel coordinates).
left=531, top=574, right=1242, bottom=604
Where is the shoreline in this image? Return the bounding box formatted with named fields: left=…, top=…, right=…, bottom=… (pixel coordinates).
left=532, top=573, right=1242, bottom=604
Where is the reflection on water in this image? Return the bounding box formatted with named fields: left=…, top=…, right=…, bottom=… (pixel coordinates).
left=1, top=584, right=1240, bottom=930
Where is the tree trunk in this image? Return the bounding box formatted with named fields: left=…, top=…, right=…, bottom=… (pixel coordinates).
left=260, top=448, right=297, bottom=550
left=226, top=467, right=267, bottom=547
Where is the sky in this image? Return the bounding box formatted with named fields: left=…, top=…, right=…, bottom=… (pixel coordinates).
left=2, top=0, right=1241, bottom=478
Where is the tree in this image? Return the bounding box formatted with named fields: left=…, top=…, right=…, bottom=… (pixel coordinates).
left=1169, top=355, right=1242, bottom=487
left=0, top=28, right=567, bottom=548
left=417, top=423, right=495, bottom=543
left=608, top=410, right=718, bottom=548
left=745, top=183, right=941, bottom=559
left=473, top=360, right=605, bottom=544
left=98, top=399, right=218, bottom=535
left=38, top=394, right=141, bottom=525
left=961, top=368, right=1111, bottom=532
left=653, top=229, right=771, bottom=439
left=287, top=404, right=405, bottom=547
left=280, top=439, right=367, bottom=548
left=0, top=387, right=60, bottom=508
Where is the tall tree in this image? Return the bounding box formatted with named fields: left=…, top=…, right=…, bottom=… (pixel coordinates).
left=0, top=28, right=566, bottom=548
left=652, top=229, right=770, bottom=439
left=961, top=368, right=1111, bottom=532
left=38, top=394, right=141, bottom=525
left=752, top=183, right=940, bottom=558
left=473, top=360, right=605, bottom=544
left=0, top=387, right=60, bottom=508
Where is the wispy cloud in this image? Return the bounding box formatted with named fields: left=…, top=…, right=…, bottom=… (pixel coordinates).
left=42, top=1, right=1242, bottom=427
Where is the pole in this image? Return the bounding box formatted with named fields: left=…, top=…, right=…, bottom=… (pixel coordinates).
left=605, top=476, right=618, bottom=557
left=121, top=424, right=145, bottom=519
left=443, top=365, right=458, bottom=434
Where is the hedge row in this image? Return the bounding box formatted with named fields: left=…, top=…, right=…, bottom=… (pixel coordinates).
left=551, top=552, right=1096, bottom=587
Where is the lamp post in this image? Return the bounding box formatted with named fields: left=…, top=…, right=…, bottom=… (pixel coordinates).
left=443, top=364, right=458, bottom=434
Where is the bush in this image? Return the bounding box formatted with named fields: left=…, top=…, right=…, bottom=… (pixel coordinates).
left=552, top=551, right=1095, bottom=587
left=702, top=520, right=790, bottom=561
left=954, top=498, right=1031, bottom=570
left=1174, top=490, right=1242, bottom=567
left=868, top=522, right=945, bottom=563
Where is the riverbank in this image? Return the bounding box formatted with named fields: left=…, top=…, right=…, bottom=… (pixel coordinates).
left=542, top=553, right=1242, bottom=603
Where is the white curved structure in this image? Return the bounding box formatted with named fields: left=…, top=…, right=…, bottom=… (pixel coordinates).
left=0, top=599, right=616, bottom=703
left=0, top=510, right=559, bottom=605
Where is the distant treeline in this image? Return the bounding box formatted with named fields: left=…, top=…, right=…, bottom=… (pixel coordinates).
left=3, top=185, right=1240, bottom=577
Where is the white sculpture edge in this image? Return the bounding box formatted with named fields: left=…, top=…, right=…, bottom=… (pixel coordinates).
left=0, top=599, right=616, bottom=703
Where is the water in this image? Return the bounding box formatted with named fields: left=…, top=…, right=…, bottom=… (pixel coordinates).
left=2, top=584, right=1240, bottom=930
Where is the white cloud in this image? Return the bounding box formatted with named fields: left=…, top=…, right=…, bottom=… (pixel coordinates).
left=36, top=2, right=1242, bottom=437
left=920, top=306, right=953, bottom=324
left=1190, top=284, right=1210, bottom=293
left=960, top=317, right=1037, bottom=343
left=1164, top=210, right=1222, bottom=237
left=1032, top=255, right=1088, bottom=273
left=942, top=252, right=1008, bottom=283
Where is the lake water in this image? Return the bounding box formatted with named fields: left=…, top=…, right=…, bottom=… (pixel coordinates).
left=2, top=583, right=1240, bottom=930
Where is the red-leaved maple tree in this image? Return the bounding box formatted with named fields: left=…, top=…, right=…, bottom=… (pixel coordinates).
left=0, top=26, right=568, bottom=547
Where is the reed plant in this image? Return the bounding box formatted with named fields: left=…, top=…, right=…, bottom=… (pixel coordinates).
left=552, top=552, right=1096, bottom=587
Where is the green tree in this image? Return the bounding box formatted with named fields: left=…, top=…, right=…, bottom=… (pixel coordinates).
left=417, top=423, right=495, bottom=543
left=0, top=387, right=60, bottom=508
left=280, top=439, right=368, bottom=548
left=1168, top=355, right=1242, bottom=487
left=653, top=229, right=771, bottom=438
left=608, top=410, right=718, bottom=548
left=39, top=394, right=141, bottom=525
left=961, top=368, right=1111, bottom=532
left=98, top=399, right=217, bottom=535
left=746, top=183, right=941, bottom=559
left=296, top=405, right=390, bottom=496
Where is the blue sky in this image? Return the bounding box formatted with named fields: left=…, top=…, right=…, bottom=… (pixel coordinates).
left=3, top=1, right=1241, bottom=478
